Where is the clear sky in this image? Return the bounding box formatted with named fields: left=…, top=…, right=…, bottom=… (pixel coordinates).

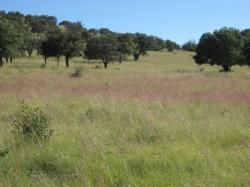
left=1, top=0, right=250, bottom=44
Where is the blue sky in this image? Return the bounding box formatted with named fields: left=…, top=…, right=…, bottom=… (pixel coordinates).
left=1, top=0, right=250, bottom=44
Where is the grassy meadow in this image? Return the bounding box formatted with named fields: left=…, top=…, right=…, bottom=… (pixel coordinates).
left=1, top=51, right=250, bottom=186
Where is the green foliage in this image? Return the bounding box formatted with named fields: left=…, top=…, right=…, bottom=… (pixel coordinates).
left=12, top=103, right=53, bottom=143
left=182, top=40, right=197, bottom=52
left=0, top=147, right=9, bottom=158
left=133, top=33, right=151, bottom=60
left=242, top=29, right=250, bottom=66
left=4, top=11, right=36, bottom=56
left=59, top=21, right=84, bottom=34
left=117, top=33, right=136, bottom=63
left=243, top=41, right=250, bottom=65
left=0, top=10, right=183, bottom=69
left=147, top=36, right=166, bottom=51
left=85, top=35, right=119, bottom=68
left=0, top=17, right=23, bottom=66
left=194, top=33, right=217, bottom=65
left=195, top=27, right=243, bottom=71
left=98, top=28, right=114, bottom=35
left=60, top=24, right=86, bottom=68
left=165, top=39, right=180, bottom=52
left=25, top=14, right=57, bottom=34
left=2, top=10, right=250, bottom=73
left=25, top=33, right=41, bottom=57
left=84, top=36, right=99, bottom=61
left=40, top=28, right=62, bottom=64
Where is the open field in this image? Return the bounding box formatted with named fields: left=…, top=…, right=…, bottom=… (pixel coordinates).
left=1, top=51, right=250, bottom=186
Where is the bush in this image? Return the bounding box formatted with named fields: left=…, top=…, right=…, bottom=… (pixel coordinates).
left=70, top=68, right=82, bottom=78
left=12, top=103, right=53, bottom=143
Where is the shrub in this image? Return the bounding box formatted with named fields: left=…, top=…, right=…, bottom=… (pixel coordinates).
left=12, top=103, right=53, bottom=143
left=71, top=68, right=82, bottom=78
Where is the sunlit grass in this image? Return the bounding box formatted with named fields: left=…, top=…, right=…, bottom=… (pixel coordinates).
left=0, top=51, right=250, bottom=186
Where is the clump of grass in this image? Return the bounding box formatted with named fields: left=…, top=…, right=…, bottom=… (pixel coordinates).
left=83, top=107, right=111, bottom=123
left=71, top=68, right=83, bottom=78
left=133, top=123, right=164, bottom=144
left=0, top=147, right=9, bottom=158
left=12, top=103, right=53, bottom=144
left=94, top=65, right=102, bottom=69
left=27, top=152, right=74, bottom=179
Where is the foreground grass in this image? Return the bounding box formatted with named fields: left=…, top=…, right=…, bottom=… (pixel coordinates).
left=0, top=51, right=250, bottom=186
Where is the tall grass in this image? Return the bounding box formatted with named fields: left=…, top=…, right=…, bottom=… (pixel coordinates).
left=0, top=51, right=250, bottom=186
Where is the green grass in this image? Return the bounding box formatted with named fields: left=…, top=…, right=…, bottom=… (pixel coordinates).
left=0, top=51, right=250, bottom=186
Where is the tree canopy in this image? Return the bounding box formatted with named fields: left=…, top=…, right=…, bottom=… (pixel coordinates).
left=85, top=35, right=119, bottom=69
left=165, top=40, right=180, bottom=52
left=182, top=41, right=197, bottom=52
left=1, top=10, right=182, bottom=68
left=195, top=27, right=243, bottom=72
left=2, top=10, right=250, bottom=72
left=0, top=17, right=23, bottom=66
left=40, top=28, right=62, bottom=65
left=133, top=33, right=151, bottom=60
left=117, top=33, right=135, bottom=63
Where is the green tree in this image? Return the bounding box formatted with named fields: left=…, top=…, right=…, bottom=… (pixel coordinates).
left=85, top=35, right=119, bottom=69
left=25, top=33, right=40, bottom=57
left=3, top=11, right=32, bottom=59
left=59, top=22, right=86, bottom=68
left=133, top=33, right=150, bottom=61
left=0, top=17, right=23, bottom=67
left=194, top=33, right=217, bottom=66
left=182, top=40, right=197, bottom=52
left=40, top=28, right=62, bottom=65
left=88, top=28, right=99, bottom=36
left=117, top=33, right=135, bottom=63
left=98, top=28, right=114, bottom=35
left=147, top=36, right=165, bottom=51
left=25, top=15, right=57, bottom=34
left=195, top=28, right=243, bottom=72
left=242, top=29, right=250, bottom=66
left=165, top=40, right=180, bottom=52
left=85, top=36, right=99, bottom=61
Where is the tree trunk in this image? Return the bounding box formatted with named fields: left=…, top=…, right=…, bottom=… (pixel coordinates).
left=5, top=57, right=9, bottom=63
left=10, top=57, right=13, bottom=63
left=57, top=56, right=60, bottom=67
left=0, top=56, right=3, bottom=68
left=103, top=60, right=108, bottom=69
left=21, top=50, right=25, bottom=56
left=28, top=52, right=32, bottom=58
left=119, top=54, right=122, bottom=64
left=222, top=64, right=231, bottom=72
left=133, top=54, right=140, bottom=61
left=65, top=56, right=69, bottom=68
left=44, top=58, right=47, bottom=65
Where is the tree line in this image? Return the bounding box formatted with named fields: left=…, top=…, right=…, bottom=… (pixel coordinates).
left=0, top=11, right=180, bottom=68
left=195, top=27, right=250, bottom=72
